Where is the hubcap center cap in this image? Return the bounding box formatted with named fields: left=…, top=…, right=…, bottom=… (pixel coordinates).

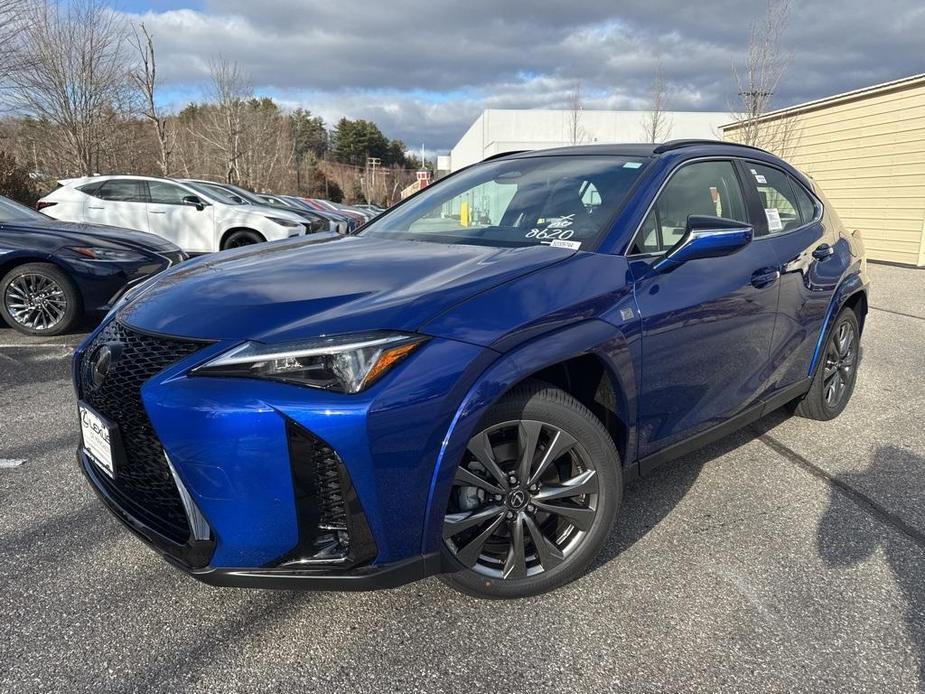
left=506, top=489, right=528, bottom=510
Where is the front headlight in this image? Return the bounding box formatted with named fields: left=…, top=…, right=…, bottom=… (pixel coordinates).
left=265, top=216, right=302, bottom=228
left=191, top=332, right=426, bottom=393
left=70, top=246, right=147, bottom=262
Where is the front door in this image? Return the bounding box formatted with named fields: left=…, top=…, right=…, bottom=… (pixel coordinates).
left=630, top=160, right=781, bottom=457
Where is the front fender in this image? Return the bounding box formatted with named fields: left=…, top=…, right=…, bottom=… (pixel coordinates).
left=420, top=318, right=637, bottom=554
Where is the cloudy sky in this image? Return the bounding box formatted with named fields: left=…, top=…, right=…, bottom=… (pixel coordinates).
left=116, top=0, right=925, bottom=152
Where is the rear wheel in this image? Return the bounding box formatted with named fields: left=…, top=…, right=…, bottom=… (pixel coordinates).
left=794, top=307, right=860, bottom=420
left=0, top=262, right=81, bottom=336
left=222, top=229, right=265, bottom=250
left=439, top=381, right=621, bottom=599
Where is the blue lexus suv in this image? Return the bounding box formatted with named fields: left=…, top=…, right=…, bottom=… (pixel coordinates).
left=74, top=140, right=869, bottom=598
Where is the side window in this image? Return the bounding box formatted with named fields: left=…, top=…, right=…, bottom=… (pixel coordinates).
left=746, top=164, right=803, bottom=234
left=790, top=178, right=820, bottom=225
left=77, top=181, right=103, bottom=197
left=148, top=181, right=191, bottom=205
left=631, top=160, right=747, bottom=254
left=96, top=179, right=146, bottom=203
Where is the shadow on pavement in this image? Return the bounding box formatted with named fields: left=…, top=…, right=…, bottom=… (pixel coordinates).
left=817, top=445, right=925, bottom=688
left=592, top=406, right=794, bottom=571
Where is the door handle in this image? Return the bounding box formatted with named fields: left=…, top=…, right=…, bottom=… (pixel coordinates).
left=812, top=243, right=834, bottom=260
left=88, top=205, right=104, bottom=209
left=149, top=210, right=165, bottom=214
left=751, top=268, right=780, bottom=288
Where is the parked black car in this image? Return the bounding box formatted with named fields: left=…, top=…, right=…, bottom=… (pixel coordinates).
left=0, top=195, right=186, bottom=336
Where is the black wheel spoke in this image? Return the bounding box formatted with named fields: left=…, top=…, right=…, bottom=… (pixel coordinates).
left=523, top=513, right=564, bottom=571
left=502, top=514, right=528, bottom=579
left=454, top=466, right=504, bottom=496
left=533, top=469, right=598, bottom=502
left=533, top=499, right=596, bottom=531
left=456, top=513, right=506, bottom=567
left=516, top=420, right=542, bottom=482
left=528, top=428, right=576, bottom=486
left=466, top=431, right=510, bottom=491
left=443, top=504, right=505, bottom=539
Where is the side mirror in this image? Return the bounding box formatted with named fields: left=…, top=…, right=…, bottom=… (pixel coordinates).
left=653, top=215, right=753, bottom=273
left=182, top=195, right=206, bottom=211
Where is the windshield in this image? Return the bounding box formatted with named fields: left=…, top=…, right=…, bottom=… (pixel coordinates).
left=360, top=155, right=648, bottom=249
left=0, top=196, right=47, bottom=223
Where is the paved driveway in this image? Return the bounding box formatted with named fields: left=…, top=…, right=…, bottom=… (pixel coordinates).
left=1, top=263, right=923, bottom=693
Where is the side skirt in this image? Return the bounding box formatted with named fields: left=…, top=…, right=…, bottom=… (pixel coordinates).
left=635, top=378, right=811, bottom=477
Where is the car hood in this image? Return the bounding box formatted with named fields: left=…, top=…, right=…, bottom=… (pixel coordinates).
left=0, top=218, right=181, bottom=253
left=119, top=235, right=574, bottom=342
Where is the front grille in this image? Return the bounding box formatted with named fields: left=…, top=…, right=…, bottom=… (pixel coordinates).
left=79, top=320, right=206, bottom=544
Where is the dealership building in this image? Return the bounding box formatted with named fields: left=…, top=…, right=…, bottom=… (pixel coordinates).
left=441, top=109, right=728, bottom=172
left=722, top=73, right=925, bottom=267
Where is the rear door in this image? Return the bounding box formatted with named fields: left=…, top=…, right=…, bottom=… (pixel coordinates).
left=146, top=180, right=215, bottom=252
left=630, top=159, right=781, bottom=457
left=84, top=179, right=150, bottom=232
left=737, top=160, right=845, bottom=391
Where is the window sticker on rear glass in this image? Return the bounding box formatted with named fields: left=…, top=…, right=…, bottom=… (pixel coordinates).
left=754, top=174, right=768, bottom=184
left=765, top=208, right=783, bottom=231
left=623, top=162, right=643, bottom=169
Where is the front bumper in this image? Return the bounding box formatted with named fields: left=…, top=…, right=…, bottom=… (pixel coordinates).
left=73, top=318, right=486, bottom=590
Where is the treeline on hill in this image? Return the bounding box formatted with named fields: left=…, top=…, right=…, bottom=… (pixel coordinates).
left=0, top=0, right=429, bottom=207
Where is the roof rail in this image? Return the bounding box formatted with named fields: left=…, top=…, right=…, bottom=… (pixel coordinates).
left=652, top=139, right=771, bottom=155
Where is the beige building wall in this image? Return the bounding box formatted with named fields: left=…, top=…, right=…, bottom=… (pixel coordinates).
left=723, top=74, right=925, bottom=267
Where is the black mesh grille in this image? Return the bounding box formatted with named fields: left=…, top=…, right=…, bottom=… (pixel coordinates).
left=79, top=320, right=206, bottom=544
left=314, top=442, right=348, bottom=531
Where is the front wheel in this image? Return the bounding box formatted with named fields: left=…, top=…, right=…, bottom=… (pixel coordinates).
left=0, top=262, right=81, bottom=336
left=439, top=381, right=621, bottom=599
left=222, top=229, right=265, bottom=250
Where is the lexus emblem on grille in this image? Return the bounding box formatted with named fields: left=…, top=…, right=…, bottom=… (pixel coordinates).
left=87, top=343, right=120, bottom=391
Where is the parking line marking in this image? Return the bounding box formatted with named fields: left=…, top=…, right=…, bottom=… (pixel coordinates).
left=870, top=306, right=925, bottom=322
left=0, top=458, right=26, bottom=469
left=755, top=431, right=925, bottom=550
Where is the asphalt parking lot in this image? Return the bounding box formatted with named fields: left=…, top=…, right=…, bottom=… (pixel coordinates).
left=1, top=262, right=923, bottom=693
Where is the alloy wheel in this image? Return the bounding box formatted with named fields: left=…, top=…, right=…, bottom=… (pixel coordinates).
left=443, top=420, right=599, bottom=579
left=822, top=319, right=857, bottom=408
left=4, top=273, right=68, bottom=331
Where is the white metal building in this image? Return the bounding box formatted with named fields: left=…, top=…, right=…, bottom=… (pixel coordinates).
left=444, top=109, right=728, bottom=172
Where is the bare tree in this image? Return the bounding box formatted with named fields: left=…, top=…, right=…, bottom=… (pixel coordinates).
left=7, top=0, right=131, bottom=175
left=641, top=57, right=673, bottom=143
left=129, top=23, right=171, bottom=176
left=0, top=0, right=28, bottom=85
left=731, top=0, right=795, bottom=153
left=566, top=83, right=587, bottom=145
left=196, top=58, right=251, bottom=183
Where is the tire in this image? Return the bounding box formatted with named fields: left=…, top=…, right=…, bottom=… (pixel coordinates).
left=221, top=229, right=265, bottom=250
left=793, top=307, right=861, bottom=420
left=0, top=262, right=81, bottom=336
left=439, top=380, right=622, bottom=599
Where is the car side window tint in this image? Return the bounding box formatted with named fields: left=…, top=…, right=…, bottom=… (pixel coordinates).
left=148, top=181, right=190, bottom=205
left=77, top=181, right=103, bottom=197
left=634, top=161, right=747, bottom=254
left=790, top=178, right=819, bottom=225
left=97, top=179, right=146, bottom=203
left=746, top=164, right=802, bottom=234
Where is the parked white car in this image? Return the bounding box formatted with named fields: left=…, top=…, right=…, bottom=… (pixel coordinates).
left=37, top=175, right=312, bottom=253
